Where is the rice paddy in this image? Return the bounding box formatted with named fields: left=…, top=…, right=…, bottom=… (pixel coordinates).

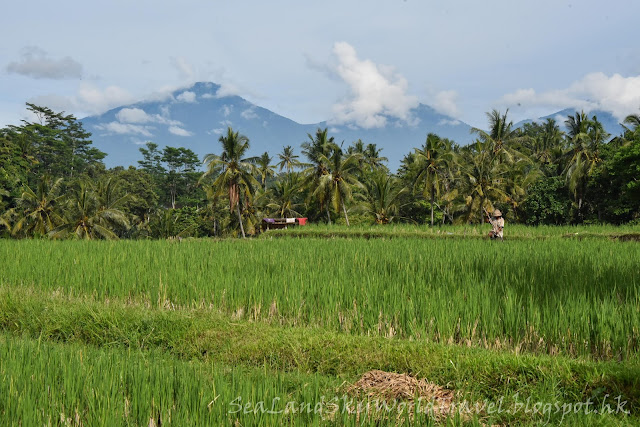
left=0, top=226, right=638, bottom=424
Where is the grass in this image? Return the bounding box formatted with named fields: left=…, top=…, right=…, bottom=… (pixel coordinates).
left=0, top=291, right=638, bottom=425
left=0, top=227, right=638, bottom=424
left=0, top=236, right=638, bottom=359
left=260, top=223, right=640, bottom=240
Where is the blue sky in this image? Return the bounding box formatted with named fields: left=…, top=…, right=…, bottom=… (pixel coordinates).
left=2, top=0, right=639, bottom=130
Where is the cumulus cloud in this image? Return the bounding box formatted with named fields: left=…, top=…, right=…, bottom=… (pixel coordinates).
left=168, top=125, right=193, bottom=136
left=29, top=82, right=134, bottom=116
left=116, top=107, right=183, bottom=127
left=432, top=90, right=461, bottom=118
left=201, top=93, right=216, bottom=99
left=95, top=122, right=154, bottom=137
left=215, top=82, right=244, bottom=98
left=499, top=72, right=640, bottom=121
left=6, top=46, right=83, bottom=80
left=328, top=42, right=419, bottom=128
left=116, top=108, right=153, bottom=123
left=176, top=91, right=196, bottom=103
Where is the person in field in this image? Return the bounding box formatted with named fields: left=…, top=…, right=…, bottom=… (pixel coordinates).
left=485, top=208, right=504, bottom=240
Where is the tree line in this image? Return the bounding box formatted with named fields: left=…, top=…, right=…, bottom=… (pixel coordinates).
left=1, top=103, right=639, bottom=239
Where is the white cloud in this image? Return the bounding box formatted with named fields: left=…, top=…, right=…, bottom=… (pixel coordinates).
left=220, top=119, right=233, bottom=127
left=168, top=125, right=193, bottom=136
left=241, top=107, right=258, bottom=120
left=6, top=46, right=82, bottom=80
left=116, top=107, right=183, bottom=128
left=432, top=90, right=461, bottom=118
left=329, top=42, right=418, bottom=129
left=176, top=91, right=196, bottom=103
left=95, top=122, right=154, bottom=137
left=201, top=93, right=216, bottom=99
left=209, top=128, right=224, bottom=135
left=215, top=82, right=243, bottom=98
left=116, top=107, right=153, bottom=123
left=499, top=72, right=640, bottom=121
left=29, top=82, right=135, bottom=117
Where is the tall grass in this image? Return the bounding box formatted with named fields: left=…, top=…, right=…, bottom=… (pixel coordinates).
left=0, top=334, right=349, bottom=426
left=0, top=237, right=638, bottom=358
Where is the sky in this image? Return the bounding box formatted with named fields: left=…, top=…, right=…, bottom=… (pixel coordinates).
left=2, top=0, right=640, bottom=130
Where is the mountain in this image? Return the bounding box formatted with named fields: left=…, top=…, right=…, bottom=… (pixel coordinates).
left=82, top=82, right=628, bottom=172
left=515, top=108, right=626, bottom=136
left=81, top=82, right=474, bottom=171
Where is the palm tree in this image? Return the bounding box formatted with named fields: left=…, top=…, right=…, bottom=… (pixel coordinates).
left=200, top=127, right=258, bottom=238
left=563, top=112, right=609, bottom=220
left=623, top=113, right=640, bottom=132
left=49, top=182, right=130, bottom=240
left=363, top=143, right=388, bottom=171
left=312, top=146, right=363, bottom=226
left=11, top=176, right=64, bottom=237
left=534, top=118, right=565, bottom=166
left=471, top=109, right=526, bottom=163
left=414, top=133, right=455, bottom=226
left=459, top=143, right=509, bottom=223
left=276, top=146, right=302, bottom=174
left=361, top=172, right=407, bottom=224
left=255, top=152, right=275, bottom=191
left=302, top=128, right=337, bottom=224
left=266, top=173, right=304, bottom=218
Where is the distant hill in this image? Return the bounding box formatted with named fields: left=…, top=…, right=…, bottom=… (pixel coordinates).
left=81, top=82, right=474, bottom=172
left=515, top=108, right=625, bottom=136
left=82, top=82, right=627, bottom=172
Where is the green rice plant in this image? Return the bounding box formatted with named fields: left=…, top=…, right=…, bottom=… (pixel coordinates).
left=0, top=236, right=638, bottom=359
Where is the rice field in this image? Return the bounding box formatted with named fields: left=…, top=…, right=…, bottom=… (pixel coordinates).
left=0, top=236, right=638, bottom=359
left=0, top=228, right=639, bottom=424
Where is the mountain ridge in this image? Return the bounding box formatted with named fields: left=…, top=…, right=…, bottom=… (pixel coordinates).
left=81, top=82, right=625, bottom=172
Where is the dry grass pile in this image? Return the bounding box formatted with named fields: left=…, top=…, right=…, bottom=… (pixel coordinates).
left=347, top=370, right=456, bottom=419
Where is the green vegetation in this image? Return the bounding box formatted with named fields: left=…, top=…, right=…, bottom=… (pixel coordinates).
left=2, top=104, right=640, bottom=240
left=1, top=102, right=639, bottom=424
left=1, top=237, right=637, bottom=361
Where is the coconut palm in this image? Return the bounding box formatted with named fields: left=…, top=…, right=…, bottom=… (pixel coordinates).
left=276, top=145, right=302, bottom=174
left=301, top=128, right=337, bottom=223
left=459, top=143, right=509, bottom=223
left=414, top=133, right=455, bottom=226
left=255, top=152, right=275, bottom=191
left=623, top=113, right=640, bottom=132
left=363, top=143, right=388, bottom=171
left=11, top=176, right=64, bottom=237
left=266, top=174, right=304, bottom=218
left=312, top=146, right=363, bottom=226
left=533, top=118, right=565, bottom=166
left=563, top=112, right=609, bottom=220
left=471, top=109, right=526, bottom=163
left=49, top=182, right=130, bottom=240
left=200, top=127, right=258, bottom=238
left=361, top=172, right=407, bottom=224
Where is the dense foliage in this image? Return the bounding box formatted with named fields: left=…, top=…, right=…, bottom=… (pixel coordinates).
left=2, top=104, right=639, bottom=239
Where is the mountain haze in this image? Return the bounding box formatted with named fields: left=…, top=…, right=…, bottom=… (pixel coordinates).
left=81, top=82, right=474, bottom=171
left=81, top=82, right=628, bottom=172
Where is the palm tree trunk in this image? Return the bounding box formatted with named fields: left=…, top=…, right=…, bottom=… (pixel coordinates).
left=236, top=203, right=246, bottom=238
left=342, top=201, right=350, bottom=226
left=326, top=204, right=331, bottom=225
left=430, top=186, right=435, bottom=227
